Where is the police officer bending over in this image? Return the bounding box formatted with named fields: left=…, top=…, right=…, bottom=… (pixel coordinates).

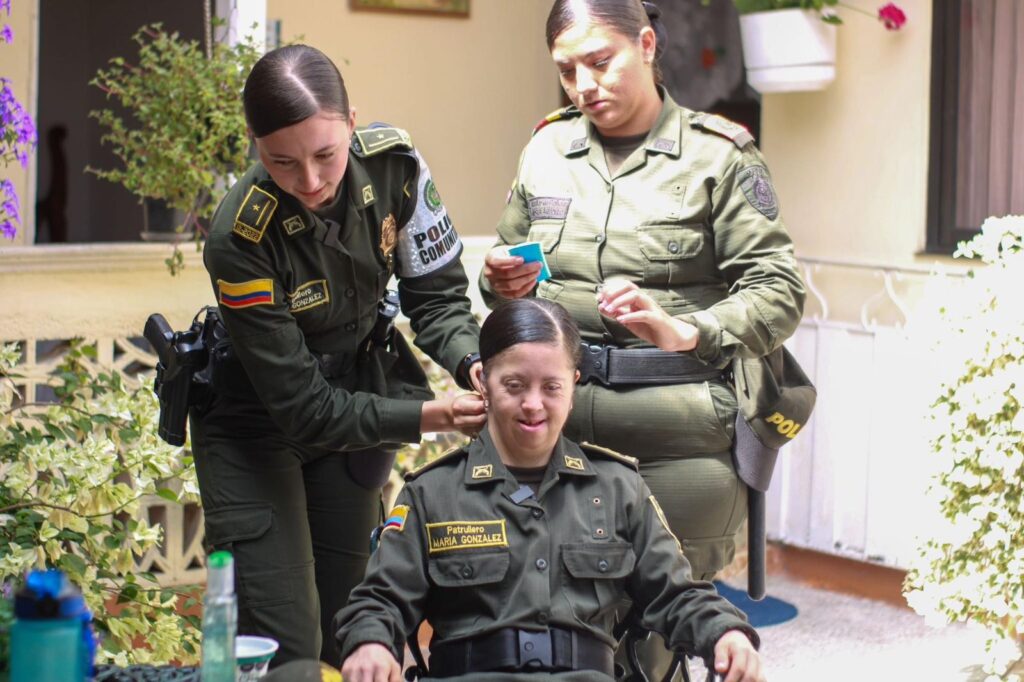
left=334, top=299, right=764, bottom=682
left=192, top=45, right=484, bottom=668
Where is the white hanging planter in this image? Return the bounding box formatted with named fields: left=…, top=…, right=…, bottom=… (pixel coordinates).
left=738, top=8, right=837, bottom=94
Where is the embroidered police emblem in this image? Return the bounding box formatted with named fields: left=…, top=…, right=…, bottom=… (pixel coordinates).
left=281, top=215, right=305, bottom=236
left=362, top=184, right=375, bottom=205
left=380, top=213, right=397, bottom=258
left=232, top=186, right=278, bottom=244
left=738, top=166, right=779, bottom=220
left=564, top=455, right=585, bottom=471
left=471, top=464, right=493, bottom=479
left=652, top=137, right=676, bottom=152
left=424, top=179, right=443, bottom=214
left=568, top=137, right=587, bottom=153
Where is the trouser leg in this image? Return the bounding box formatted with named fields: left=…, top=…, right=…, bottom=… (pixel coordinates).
left=191, top=427, right=320, bottom=668
left=303, top=450, right=381, bottom=667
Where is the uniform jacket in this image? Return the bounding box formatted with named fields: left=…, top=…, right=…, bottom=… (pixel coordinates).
left=201, top=126, right=479, bottom=451
left=333, top=430, right=758, bottom=670
left=478, top=90, right=806, bottom=470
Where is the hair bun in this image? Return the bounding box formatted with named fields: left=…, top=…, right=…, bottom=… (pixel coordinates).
left=641, top=1, right=661, bottom=21
left=641, top=1, right=667, bottom=60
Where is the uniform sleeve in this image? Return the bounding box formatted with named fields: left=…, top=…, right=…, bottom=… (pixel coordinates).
left=392, top=150, right=480, bottom=384
left=678, top=147, right=805, bottom=366
left=479, top=148, right=532, bottom=310
left=205, top=215, right=423, bottom=451
left=333, top=486, right=431, bottom=663
left=625, top=474, right=759, bottom=660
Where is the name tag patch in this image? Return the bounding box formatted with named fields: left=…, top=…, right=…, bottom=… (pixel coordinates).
left=426, top=519, right=508, bottom=554
left=218, top=278, right=274, bottom=309
left=528, top=197, right=571, bottom=222
left=288, top=279, right=329, bottom=313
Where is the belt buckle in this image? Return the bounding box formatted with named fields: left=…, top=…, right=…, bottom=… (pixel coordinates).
left=578, top=343, right=611, bottom=386
left=517, top=629, right=554, bottom=670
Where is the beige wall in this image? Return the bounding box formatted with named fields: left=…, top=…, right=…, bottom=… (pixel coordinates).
left=267, top=0, right=560, bottom=238
left=761, top=0, right=936, bottom=268
left=0, top=0, right=36, bottom=246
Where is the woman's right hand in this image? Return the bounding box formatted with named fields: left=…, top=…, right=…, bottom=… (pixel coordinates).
left=340, top=642, right=403, bottom=682
left=483, top=246, right=543, bottom=299
left=421, top=392, right=486, bottom=437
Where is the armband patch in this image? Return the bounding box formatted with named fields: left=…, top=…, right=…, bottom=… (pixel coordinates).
left=690, top=113, right=754, bottom=149
left=381, top=505, right=410, bottom=536
left=426, top=519, right=508, bottom=554
left=288, top=279, right=329, bottom=313
left=218, top=278, right=274, bottom=309
left=396, top=151, right=462, bottom=278
left=738, top=165, right=779, bottom=220
left=232, top=186, right=278, bottom=244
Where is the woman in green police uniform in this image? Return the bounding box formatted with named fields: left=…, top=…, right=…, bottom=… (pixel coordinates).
left=481, top=0, right=804, bottom=676
left=192, top=45, right=485, bottom=668
left=335, top=298, right=765, bottom=682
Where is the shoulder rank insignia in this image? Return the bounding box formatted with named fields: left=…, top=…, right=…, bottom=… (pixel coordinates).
left=689, top=113, right=754, bottom=150
left=352, top=125, right=413, bottom=157
left=233, top=185, right=278, bottom=244
left=580, top=442, right=639, bottom=470
left=404, top=446, right=467, bottom=481
left=532, top=105, right=583, bottom=136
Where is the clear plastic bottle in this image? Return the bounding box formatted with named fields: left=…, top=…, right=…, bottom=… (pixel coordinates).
left=201, top=550, right=238, bottom=682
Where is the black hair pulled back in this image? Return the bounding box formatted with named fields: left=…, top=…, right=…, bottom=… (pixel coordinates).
left=243, top=44, right=350, bottom=138
left=480, top=298, right=582, bottom=371
left=545, top=0, right=667, bottom=82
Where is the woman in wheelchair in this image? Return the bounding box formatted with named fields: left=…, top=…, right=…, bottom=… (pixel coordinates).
left=334, top=298, right=765, bottom=681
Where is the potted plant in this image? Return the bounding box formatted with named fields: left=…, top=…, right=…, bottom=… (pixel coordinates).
left=88, top=22, right=260, bottom=273
left=705, top=1, right=906, bottom=93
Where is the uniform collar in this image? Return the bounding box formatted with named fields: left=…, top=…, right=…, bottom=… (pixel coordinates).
left=463, top=430, right=597, bottom=489
left=561, top=86, right=683, bottom=161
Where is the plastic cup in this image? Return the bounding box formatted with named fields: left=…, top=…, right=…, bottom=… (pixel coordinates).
left=236, top=635, right=279, bottom=681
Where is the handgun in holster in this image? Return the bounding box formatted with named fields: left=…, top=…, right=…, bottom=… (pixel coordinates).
left=367, top=289, right=401, bottom=351
left=144, top=307, right=223, bottom=447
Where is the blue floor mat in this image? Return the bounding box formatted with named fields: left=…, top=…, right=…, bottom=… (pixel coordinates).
left=713, top=581, right=799, bottom=627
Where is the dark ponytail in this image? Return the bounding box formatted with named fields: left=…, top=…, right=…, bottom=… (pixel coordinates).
left=243, top=45, right=350, bottom=138
left=545, top=0, right=668, bottom=84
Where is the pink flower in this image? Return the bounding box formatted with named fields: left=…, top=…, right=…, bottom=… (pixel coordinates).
left=878, top=3, right=906, bottom=31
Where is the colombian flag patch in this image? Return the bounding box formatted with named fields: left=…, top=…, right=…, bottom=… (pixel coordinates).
left=380, top=505, right=409, bottom=536
left=218, top=278, right=274, bottom=309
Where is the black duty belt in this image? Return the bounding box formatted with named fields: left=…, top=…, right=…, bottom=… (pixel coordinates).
left=427, top=626, right=614, bottom=677
left=577, top=343, right=724, bottom=387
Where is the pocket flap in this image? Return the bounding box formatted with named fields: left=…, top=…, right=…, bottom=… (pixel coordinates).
left=638, top=225, right=703, bottom=261
left=204, top=504, right=273, bottom=545
left=562, top=542, right=636, bottom=579
left=429, top=550, right=510, bottom=587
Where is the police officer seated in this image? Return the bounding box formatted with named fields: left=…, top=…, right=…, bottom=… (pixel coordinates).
left=333, top=299, right=765, bottom=682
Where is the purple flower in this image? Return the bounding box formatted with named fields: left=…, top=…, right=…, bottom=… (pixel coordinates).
left=1, top=219, right=15, bottom=239
left=0, top=1, right=10, bottom=16
left=0, top=25, right=12, bottom=44
left=3, top=200, right=18, bottom=220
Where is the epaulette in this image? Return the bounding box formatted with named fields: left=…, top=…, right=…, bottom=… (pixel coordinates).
left=579, top=442, right=638, bottom=470
left=532, top=105, right=582, bottom=136
left=351, top=124, right=414, bottom=157
left=403, top=446, right=468, bottom=481
left=231, top=182, right=278, bottom=244
left=689, top=112, right=754, bottom=150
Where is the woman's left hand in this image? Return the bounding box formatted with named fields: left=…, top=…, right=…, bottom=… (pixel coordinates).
left=597, top=280, right=698, bottom=352
left=713, top=630, right=766, bottom=682
left=450, top=392, right=487, bottom=437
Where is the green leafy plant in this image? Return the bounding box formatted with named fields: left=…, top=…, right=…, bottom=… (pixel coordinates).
left=904, top=215, right=1024, bottom=680
left=0, top=342, right=201, bottom=666
left=705, top=0, right=907, bottom=28
left=88, top=22, right=260, bottom=273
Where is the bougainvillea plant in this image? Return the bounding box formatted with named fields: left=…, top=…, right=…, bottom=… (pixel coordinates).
left=0, top=0, right=39, bottom=240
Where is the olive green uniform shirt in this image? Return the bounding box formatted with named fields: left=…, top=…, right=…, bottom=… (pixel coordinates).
left=333, top=431, right=758, bottom=674
left=202, top=128, right=479, bottom=449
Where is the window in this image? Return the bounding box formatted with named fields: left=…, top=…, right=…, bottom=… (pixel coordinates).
left=927, top=0, right=1024, bottom=252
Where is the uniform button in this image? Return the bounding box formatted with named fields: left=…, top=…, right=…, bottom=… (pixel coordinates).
left=461, top=566, right=474, bottom=578
left=537, top=612, right=550, bottom=625
left=594, top=234, right=603, bottom=243
left=595, top=528, right=606, bottom=537
left=535, top=558, right=548, bottom=571
left=598, top=560, right=609, bottom=573
left=531, top=508, right=544, bottom=519
left=345, top=322, right=356, bottom=332
left=345, top=288, right=355, bottom=297
left=668, top=241, right=680, bottom=254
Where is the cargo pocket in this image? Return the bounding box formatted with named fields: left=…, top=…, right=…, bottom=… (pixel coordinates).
left=561, top=542, right=635, bottom=624
left=637, top=224, right=705, bottom=285
left=204, top=504, right=295, bottom=608
left=428, top=550, right=511, bottom=638
left=428, top=549, right=510, bottom=587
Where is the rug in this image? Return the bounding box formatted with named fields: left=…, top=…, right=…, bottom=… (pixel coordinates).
left=713, top=580, right=799, bottom=627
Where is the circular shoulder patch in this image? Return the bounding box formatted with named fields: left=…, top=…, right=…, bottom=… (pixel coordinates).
left=738, top=166, right=779, bottom=221
left=424, top=178, right=443, bottom=214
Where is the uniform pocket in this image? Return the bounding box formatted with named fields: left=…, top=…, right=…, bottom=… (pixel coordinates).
left=204, top=504, right=296, bottom=608
left=428, top=549, right=511, bottom=587
left=560, top=542, right=635, bottom=624
left=527, top=220, right=565, bottom=254
left=637, top=224, right=703, bottom=261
